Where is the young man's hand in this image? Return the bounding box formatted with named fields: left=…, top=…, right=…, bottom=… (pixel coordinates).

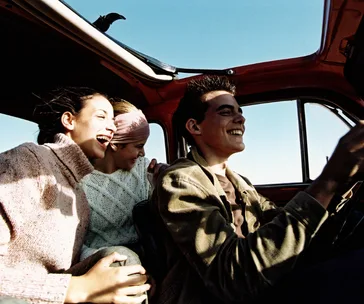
left=307, top=120, right=364, bottom=208
left=322, top=120, right=364, bottom=182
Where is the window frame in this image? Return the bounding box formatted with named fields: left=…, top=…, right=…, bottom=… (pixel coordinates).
left=146, top=120, right=169, bottom=164
left=298, top=98, right=355, bottom=184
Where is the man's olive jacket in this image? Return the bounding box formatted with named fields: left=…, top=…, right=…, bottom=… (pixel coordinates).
left=151, top=147, right=328, bottom=304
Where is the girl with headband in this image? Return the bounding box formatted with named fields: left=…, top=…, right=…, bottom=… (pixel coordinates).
left=78, top=99, right=167, bottom=300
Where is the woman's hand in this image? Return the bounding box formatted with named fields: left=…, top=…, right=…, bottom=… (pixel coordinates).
left=66, top=252, right=150, bottom=303
left=147, top=159, right=169, bottom=188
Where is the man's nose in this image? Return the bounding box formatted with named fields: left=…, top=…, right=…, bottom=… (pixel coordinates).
left=234, top=112, right=245, bottom=124
left=139, top=148, right=145, bottom=157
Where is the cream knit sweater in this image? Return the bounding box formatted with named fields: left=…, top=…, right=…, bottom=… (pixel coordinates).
left=0, top=134, right=93, bottom=304
left=80, top=157, right=151, bottom=260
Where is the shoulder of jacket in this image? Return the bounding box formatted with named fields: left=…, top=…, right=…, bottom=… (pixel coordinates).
left=167, top=157, right=199, bottom=172
left=161, top=158, right=213, bottom=187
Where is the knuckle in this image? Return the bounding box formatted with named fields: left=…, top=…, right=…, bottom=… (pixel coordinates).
left=110, top=251, right=119, bottom=259
left=111, top=293, right=121, bottom=304
left=113, top=270, right=128, bottom=284
left=115, top=275, right=128, bottom=285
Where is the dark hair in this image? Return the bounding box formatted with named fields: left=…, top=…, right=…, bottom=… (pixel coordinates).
left=33, top=86, right=107, bottom=144
left=172, top=75, right=236, bottom=146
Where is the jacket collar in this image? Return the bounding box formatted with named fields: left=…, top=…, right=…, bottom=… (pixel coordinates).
left=189, top=146, right=254, bottom=196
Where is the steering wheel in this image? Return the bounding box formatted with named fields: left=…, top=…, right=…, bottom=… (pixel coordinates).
left=332, top=180, right=364, bottom=248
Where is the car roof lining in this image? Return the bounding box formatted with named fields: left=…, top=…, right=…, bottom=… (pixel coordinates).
left=0, top=5, right=149, bottom=122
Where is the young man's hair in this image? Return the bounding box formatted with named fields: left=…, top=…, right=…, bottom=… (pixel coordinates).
left=172, top=75, right=236, bottom=146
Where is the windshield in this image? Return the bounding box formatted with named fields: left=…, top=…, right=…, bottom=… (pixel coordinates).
left=62, top=0, right=324, bottom=74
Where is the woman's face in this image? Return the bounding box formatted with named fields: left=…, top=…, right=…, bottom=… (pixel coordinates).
left=67, top=94, right=116, bottom=160
left=114, top=139, right=148, bottom=171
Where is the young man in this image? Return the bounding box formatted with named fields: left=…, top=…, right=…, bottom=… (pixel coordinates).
left=151, top=75, right=364, bottom=304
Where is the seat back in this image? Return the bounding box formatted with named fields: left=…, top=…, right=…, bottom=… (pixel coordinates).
left=133, top=199, right=167, bottom=283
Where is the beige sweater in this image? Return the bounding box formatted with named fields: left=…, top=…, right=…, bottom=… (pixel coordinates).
left=0, top=134, right=93, bottom=304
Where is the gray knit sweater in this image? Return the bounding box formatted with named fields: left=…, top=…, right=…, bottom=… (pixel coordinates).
left=0, top=134, right=93, bottom=304
left=80, top=157, right=151, bottom=260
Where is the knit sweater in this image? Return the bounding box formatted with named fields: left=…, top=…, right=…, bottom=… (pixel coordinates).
left=80, top=157, right=151, bottom=260
left=0, top=134, right=93, bottom=304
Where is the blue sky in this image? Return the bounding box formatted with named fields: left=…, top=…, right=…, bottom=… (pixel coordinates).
left=2, top=0, right=349, bottom=185
left=66, top=0, right=324, bottom=69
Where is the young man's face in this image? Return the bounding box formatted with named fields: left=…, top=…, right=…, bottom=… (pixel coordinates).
left=194, top=90, right=245, bottom=159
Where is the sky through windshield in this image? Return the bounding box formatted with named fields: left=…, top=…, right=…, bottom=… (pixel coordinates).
left=63, top=0, right=324, bottom=72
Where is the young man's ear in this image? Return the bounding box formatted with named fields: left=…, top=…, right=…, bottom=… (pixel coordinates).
left=186, top=118, right=201, bottom=136
left=61, top=112, right=76, bottom=132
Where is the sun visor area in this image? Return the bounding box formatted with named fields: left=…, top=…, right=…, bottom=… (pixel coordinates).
left=344, top=14, right=364, bottom=99
left=12, top=0, right=173, bottom=82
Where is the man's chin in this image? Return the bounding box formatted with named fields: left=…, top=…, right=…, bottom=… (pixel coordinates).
left=232, top=143, right=245, bottom=153
left=224, top=145, right=245, bottom=159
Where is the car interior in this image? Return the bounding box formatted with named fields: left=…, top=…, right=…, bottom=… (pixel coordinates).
left=1, top=0, right=364, bottom=285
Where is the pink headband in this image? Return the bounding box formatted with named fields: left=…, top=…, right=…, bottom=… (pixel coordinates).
left=111, top=110, right=150, bottom=144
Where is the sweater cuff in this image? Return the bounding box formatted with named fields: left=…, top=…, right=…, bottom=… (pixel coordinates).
left=0, top=272, right=71, bottom=304
left=284, top=191, right=328, bottom=235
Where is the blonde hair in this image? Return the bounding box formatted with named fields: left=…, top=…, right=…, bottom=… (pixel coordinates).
left=111, top=98, right=138, bottom=116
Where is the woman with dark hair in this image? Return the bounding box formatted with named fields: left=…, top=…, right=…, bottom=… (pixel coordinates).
left=0, top=87, right=150, bottom=304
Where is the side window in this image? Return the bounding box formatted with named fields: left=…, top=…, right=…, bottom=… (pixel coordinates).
left=229, top=100, right=302, bottom=185
left=229, top=100, right=353, bottom=186
left=0, top=114, right=38, bottom=153
left=145, top=122, right=167, bottom=163
left=305, top=103, right=352, bottom=180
